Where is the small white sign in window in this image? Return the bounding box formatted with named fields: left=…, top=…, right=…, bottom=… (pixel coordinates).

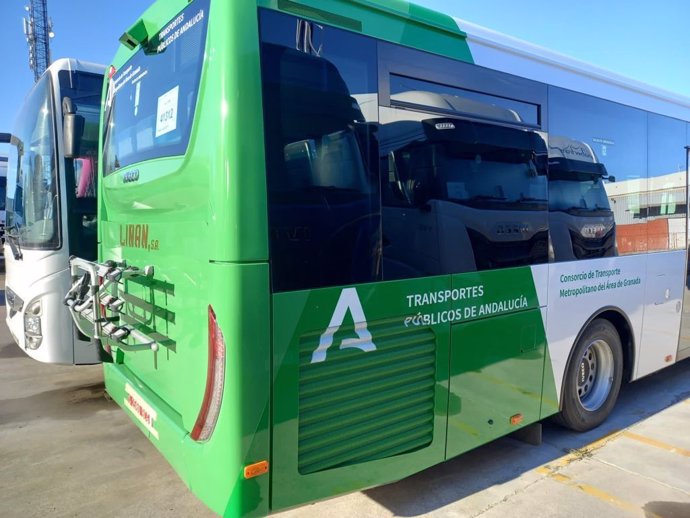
left=155, top=85, right=179, bottom=138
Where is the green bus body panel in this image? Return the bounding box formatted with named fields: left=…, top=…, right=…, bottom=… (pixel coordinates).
left=272, top=276, right=451, bottom=509
left=100, top=0, right=272, bottom=516
left=101, top=219, right=206, bottom=427
left=257, top=0, right=473, bottom=63
left=103, top=262, right=271, bottom=517
left=106, top=0, right=269, bottom=264
left=270, top=266, right=558, bottom=510
left=445, top=267, right=547, bottom=456
left=448, top=310, right=546, bottom=455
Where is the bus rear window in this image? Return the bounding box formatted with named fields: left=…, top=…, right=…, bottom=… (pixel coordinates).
left=102, top=0, right=209, bottom=176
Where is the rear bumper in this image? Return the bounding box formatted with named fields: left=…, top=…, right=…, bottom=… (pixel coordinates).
left=103, top=361, right=269, bottom=517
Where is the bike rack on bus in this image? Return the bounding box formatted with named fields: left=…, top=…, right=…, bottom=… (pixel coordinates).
left=65, top=257, right=164, bottom=361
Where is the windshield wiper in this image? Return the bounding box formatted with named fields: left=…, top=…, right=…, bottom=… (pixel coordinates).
left=5, top=225, right=23, bottom=260
left=593, top=204, right=612, bottom=211
left=557, top=205, right=600, bottom=213
left=518, top=195, right=547, bottom=203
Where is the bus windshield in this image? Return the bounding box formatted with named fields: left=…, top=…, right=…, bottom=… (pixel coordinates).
left=396, top=143, right=547, bottom=209
left=385, top=120, right=548, bottom=211
left=6, top=70, right=103, bottom=252
left=7, top=74, right=59, bottom=249
left=549, top=173, right=612, bottom=214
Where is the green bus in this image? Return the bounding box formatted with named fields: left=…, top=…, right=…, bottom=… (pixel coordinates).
left=65, top=0, right=690, bottom=516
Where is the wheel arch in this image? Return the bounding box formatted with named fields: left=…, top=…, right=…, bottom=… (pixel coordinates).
left=560, top=305, right=635, bottom=410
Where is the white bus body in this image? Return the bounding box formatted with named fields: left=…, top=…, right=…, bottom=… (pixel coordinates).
left=5, top=58, right=105, bottom=364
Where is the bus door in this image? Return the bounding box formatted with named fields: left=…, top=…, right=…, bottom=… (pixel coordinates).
left=436, top=122, right=551, bottom=457
left=677, top=146, right=690, bottom=361
left=376, top=73, right=551, bottom=457
left=636, top=132, right=688, bottom=376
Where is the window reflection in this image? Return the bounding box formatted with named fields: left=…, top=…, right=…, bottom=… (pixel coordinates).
left=547, top=135, right=616, bottom=262
left=6, top=75, right=60, bottom=249
left=260, top=10, right=689, bottom=293
left=390, top=75, right=540, bottom=126
left=379, top=111, right=548, bottom=278
left=260, top=11, right=381, bottom=292
left=0, top=162, right=6, bottom=211
left=261, top=10, right=550, bottom=292
left=102, top=0, right=209, bottom=176
left=549, top=87, right=647, bottom=256
left=646, top=114, right=687, bottom=252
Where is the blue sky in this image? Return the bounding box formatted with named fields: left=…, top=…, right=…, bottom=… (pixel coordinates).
left=0, top=0, right=688, bottom=137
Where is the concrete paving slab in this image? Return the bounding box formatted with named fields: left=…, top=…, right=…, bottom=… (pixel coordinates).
left=592, top=431, right=690, bottom=494
left=541, top=455, right=690, bottom=514
left=476, top=476, right=641, bottom=518
left=625, top=401, right=690, bottom=451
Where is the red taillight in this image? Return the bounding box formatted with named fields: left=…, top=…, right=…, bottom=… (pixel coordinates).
left=191, top=305, right=226, bottom=442
left=108, top=65, right=117, bottom=78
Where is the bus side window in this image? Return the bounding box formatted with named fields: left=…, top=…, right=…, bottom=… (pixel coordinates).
left=379, top=115, right=549, bottom=279
left=549, top=87, right=646, bottom=258
left=260, top=11, right=381, bottom=293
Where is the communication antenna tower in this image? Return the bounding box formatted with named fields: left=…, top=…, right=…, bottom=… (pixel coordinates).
left=23, top=0, right=55, bottom=82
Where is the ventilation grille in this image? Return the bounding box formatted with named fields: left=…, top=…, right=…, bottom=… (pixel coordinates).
left=298, top=321, right=436, bottom=474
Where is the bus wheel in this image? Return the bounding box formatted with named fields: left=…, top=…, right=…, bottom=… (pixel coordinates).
left=555, top=318, right=623, bottom=432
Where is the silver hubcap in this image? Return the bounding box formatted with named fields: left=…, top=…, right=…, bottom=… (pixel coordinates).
left=576, top=339, right=614, bottom=411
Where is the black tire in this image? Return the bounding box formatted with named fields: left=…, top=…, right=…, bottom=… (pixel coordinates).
left=554, top=318, right=623, bottom=432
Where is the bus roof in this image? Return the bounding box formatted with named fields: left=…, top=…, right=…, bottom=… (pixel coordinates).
left=112, top=1, right=690, bottom=124
left=456, top=17, right=690, bottom=121
left=259, top=1, right=690, bottom=121
left=47, top=58, right=105, bottom=77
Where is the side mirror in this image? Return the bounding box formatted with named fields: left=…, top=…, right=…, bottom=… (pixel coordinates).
left=63, top=97, right=85, bottom=158
left=283, top=139, right=316, bottom=190
left=606, top=175, right=616, bottom=183
left=411, top=178, right=432, bottom=207
left=387, top=151, right=408, bottom=204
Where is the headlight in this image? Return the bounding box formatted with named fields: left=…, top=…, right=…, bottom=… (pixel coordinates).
left=24, top=299, right=43, bottom=350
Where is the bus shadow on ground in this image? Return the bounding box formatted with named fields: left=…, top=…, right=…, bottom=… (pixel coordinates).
left=644, top=501, right=690, bottom=518
left=0, top=381, right=111, bottom=425
left=0, top=339, right=27, bottom=359
left=365, top=358, right=690, bottom=517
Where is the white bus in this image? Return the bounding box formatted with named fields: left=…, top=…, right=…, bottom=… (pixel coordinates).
left=5, top=58, right=104, bottom=364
